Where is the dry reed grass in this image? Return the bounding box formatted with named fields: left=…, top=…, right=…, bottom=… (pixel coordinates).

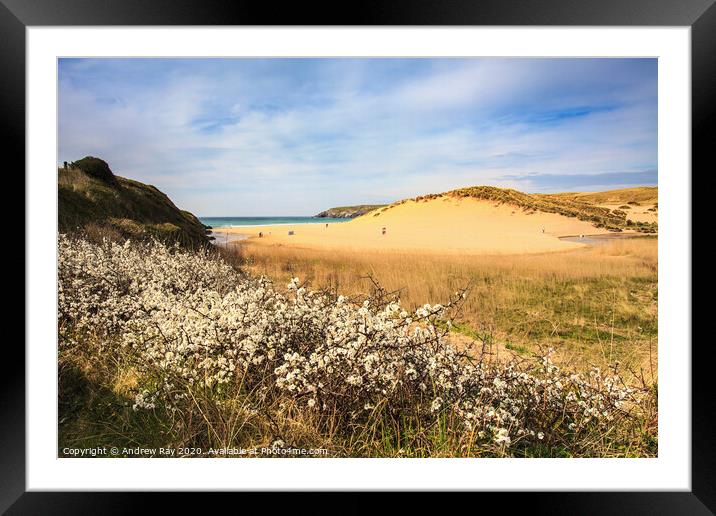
left=232, top=236, right=658, bottom=377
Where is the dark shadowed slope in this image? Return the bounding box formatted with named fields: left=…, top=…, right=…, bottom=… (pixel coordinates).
left=58, top=157, right=209, bottom=247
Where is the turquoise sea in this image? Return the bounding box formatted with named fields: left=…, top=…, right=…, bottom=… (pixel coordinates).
left=199, top=216, right=349, bottom=228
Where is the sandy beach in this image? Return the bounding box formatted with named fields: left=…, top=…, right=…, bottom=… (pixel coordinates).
left=215, top=196, right=615, bottom=255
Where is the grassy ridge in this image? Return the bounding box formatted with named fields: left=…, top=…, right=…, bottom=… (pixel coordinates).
left=58, top=158, right=209, bottom=246
left=550, top=186, right=658, bottom=205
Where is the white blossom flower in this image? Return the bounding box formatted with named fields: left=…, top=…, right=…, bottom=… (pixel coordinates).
left=58, top=234, right=643, bottom=456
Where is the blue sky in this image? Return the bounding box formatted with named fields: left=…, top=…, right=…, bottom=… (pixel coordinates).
left=58, top=58, right=657, bottom=216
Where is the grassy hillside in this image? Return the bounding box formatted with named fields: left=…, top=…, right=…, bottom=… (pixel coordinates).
left=550, top=186, right=658, bottom=206
left=315, top=204, right=387, bottom=218
left=377, top=185, right=657, bottom=233
left=58, top=157, right=209, bottom=246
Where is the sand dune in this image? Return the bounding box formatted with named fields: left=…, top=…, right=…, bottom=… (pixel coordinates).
left=217, top=196, right=619, bottom=255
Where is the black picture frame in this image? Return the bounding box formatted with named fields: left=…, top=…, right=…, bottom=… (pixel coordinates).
left=6, top=0, right=710, bottom=512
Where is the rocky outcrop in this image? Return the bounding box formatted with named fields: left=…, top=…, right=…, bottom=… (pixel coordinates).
left=315, top=205, right=386, bottom=219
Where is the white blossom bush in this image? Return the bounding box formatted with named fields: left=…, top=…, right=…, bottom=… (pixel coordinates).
left=58, top=235, right=652, bottom=455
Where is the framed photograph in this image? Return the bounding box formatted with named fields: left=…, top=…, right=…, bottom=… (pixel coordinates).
left=10, top=0, right=710, bottom=510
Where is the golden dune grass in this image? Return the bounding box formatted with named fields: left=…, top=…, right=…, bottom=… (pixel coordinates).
left=232, top=237, right=657, bottom=377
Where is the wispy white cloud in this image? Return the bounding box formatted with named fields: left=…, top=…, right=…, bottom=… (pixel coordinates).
left=59, top=58, right=657, bottom=215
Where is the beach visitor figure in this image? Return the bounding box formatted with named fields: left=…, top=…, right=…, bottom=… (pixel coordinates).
left=259, top=231, right=263, bottom=238
left=326, top=223, right=328, bottom=228
left=382, top=227, right=386, bottom=235
left=541, top=227, right=545, bottom=233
